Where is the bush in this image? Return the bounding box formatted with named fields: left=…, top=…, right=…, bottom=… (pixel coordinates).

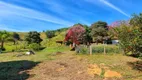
left=75, top=45, right=89, bottom=54
left=28, top=43, right=40, bottom=51
left=79, top=46, right=88, bottom=54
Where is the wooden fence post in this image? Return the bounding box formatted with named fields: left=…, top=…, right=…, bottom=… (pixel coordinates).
left=90, top=44, right=92, bottom=55
left=103, top=41, right=106, bottom=55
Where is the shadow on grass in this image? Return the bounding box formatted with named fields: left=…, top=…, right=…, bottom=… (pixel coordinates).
left=0, top=60, right=40, bottom=80
left=127, top=61, right=142, bottom=71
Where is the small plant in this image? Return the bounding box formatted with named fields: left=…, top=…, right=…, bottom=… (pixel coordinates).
left=75, top=45, right=89, bottom=54
left=80, top=47, right=88, bottom=54
left=28, top=43, right=40, bottom=51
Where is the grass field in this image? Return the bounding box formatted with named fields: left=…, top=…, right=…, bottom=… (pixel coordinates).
left=0, top=44, right=142, bottom=80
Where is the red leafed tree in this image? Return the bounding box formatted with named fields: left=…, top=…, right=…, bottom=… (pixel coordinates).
left=64, top=24, right=86, bottom=45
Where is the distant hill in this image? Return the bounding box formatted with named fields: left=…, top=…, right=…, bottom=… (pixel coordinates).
left=16, top=27, right=69, bottom=40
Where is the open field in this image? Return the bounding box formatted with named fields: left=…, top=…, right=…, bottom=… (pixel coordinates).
left=0, top=45, right=141, bottom=80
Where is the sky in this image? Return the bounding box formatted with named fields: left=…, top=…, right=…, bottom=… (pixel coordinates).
left=0, top=0, right=142, bottom=32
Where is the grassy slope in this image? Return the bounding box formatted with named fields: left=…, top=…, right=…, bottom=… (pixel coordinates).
left=18, top=32, right=46, bottom=40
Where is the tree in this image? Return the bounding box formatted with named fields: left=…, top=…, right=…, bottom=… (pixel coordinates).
left=109, top=18, right=142, bottom=57
left=12, top=32, right=20, bottom=45
left=130, top=13, right=142, bottom=29
left=91, top=21, right=108, bottom=29
left=25, top=31, right=42, bottom=44
left=82, top=25, right=92, bottom=45
left=0, top=30, right=11, bottom=50
left=65, top=24, right=86, bottom=45
left=45, top=30, right=55, bottom=39
left=91, top=21, right=108, bottom=43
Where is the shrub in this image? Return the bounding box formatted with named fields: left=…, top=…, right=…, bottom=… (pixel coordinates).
left=45, top=30, right=55, bottom=39
left=28, top=43, right=40, bottom=51
left=79, top=46, right=88, bottom=54
left=75, top=45, right=89, bottom=54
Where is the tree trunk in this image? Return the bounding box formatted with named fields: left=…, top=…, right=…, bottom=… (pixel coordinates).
left=13, top=40, right=16, bottom=45
left=1, top=39, right=4, bottom=49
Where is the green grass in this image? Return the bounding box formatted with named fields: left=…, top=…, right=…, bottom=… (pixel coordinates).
left=0, top=42, right=142, bottom=80
left=0, top=45, right=69, bottom=62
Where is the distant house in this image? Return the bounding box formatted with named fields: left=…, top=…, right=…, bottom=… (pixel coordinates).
left=112, top=40, right=119, bottom=44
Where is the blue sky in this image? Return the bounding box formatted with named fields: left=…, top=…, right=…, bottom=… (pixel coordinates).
left=0, top=0, right=142, bottom=32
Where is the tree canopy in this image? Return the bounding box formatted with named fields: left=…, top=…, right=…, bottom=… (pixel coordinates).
left=25, top=31, right=42, bottom=44
left=12, top=32, right=20, bottom=41
left=0, top=30, right=11, bottom=50
left=90, top=21, right=108, bottom=41
left=65, top=24, right=86, bottom=44
left=45, top=30, right=56, bottom=39
left=91, top=21, right=108, bottom=29
left=109, top=13, right=142, bottom=57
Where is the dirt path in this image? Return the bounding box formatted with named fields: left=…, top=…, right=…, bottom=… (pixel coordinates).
left=27, top=52, right=96, bottom=80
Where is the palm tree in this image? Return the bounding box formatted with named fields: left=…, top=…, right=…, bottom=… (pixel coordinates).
left=0, top=31, right=10, bottom=50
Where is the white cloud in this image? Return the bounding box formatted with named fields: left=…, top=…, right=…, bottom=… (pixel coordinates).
left=0, top=1, right=73, bottom=26
left=100, top=0, right=130, bottom=17
left=39, top=0, right=91, bottom=24
left=0, top=25, right=22, bottom=32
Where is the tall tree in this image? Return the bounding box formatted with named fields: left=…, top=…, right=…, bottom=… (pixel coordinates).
left=82, top=25, right=92, bottom=45
left=130, top=13, right=142, bottom=30
left=91, top=21, right=108, bottom=29
left=65, top=24, right=86, bottom=45
left=91, top=21, right=108, bottom=43
left=0, top=31, right=10, bottom=50
left=109, top=13, right=142, bottom=57
left=25, top=31, right=42, bottom=44
left=12, top=32, right=20, bottom=45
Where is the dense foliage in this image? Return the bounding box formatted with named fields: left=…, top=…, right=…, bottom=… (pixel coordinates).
left=12, top=32, right=20, bottom=40
left=91, top=21, right=108, bottom=42
left=45, top=30, right=55, bottom=39
left=12, top=32, right=20, bottom=45
left=25, top=31, right=42, bottom=44
left=65, top=24, right=86, bottom=44
left=82, top=25, right=92, bottom=44
left=0, top=31, right=11, bottom=50
left=29, top=43, right=40, bottom=51
left=109, top=14, right=142, bottom=57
